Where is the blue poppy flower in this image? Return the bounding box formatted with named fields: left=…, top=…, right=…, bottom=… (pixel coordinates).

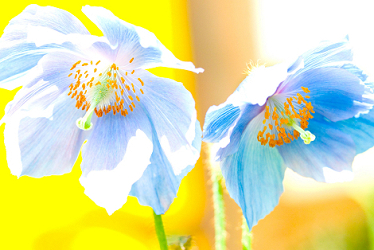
left=1, top=5, right=203, bottom=215
left=203, top=37, right=374, bottom=230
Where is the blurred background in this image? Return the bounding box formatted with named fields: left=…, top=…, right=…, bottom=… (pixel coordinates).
left=1, top=0, right=374, bottom=249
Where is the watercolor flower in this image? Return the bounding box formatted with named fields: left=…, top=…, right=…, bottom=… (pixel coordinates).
left=203, top=37, right=374, bottom=230
left=0, top=5, right=203, bottom=215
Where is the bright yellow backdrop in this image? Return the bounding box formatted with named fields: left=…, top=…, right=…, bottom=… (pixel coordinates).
left=0, top=1, right=208, bottom=249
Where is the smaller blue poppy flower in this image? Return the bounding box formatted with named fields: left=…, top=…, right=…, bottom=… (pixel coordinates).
left=203, top=37, right=374, bottom=231
left=1, top=5, right=203, bottom=215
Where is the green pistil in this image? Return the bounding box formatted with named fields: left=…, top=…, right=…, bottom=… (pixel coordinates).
left=288, top=119, right=316, bottom=144
left=76, top=100, right=98, bottom=130
left=76, top=84, right=112, bottom=130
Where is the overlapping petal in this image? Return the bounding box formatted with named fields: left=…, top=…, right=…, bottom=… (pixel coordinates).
left=130, top=121, right=202, bottom=215
left=277, top=114, right=356, bottom=182
left=233, top=63, right=290, bottom=106
left=2, top=49, right=90, bottom=177
left=215, top=104, right=263, bottom=160
left=115, top=70, right=201, bottom=214
left=4, top=93, right=89, bottom=177
left=203, top=63, right=291, bottom=159
left=337, top=108, right=374, bottom=155
left=129, top=70, right=201, bottom=176
left=204, top=103, right=263, bottom=161
left=0, top=5, right=105, bottom=90
left=221, top=115, right=286, bottom=230
left=301, top=36, right=352, bottom=70
left=79, top=69, right=201, bottom=214
left=82, top=6, right=203, bottom=73
left=1, top=51, right=87, bottom=125
left=79, top=108, right=153, bottom=214
left=278, top=67, right=374, bottom=122
left=203, top=103, right=241, bottom=144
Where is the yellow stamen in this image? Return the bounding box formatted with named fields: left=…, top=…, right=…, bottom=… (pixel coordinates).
left=138, top=78, right=144, bottom=86
left=257, top=87, right=315, bottom=147
left=68, top=59, right=141, bottom=119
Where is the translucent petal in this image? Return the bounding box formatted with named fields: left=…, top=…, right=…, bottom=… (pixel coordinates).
left=0, top=5, right=113, bottom=90
left=203, top=101, right=263, bottom=160
left=278, top=67, right=374, bottom=122
left=4, top=94, right=89, bottom=177
left=337, top=108, right=374, bottom=155
left=302, top=36, right=352, bottom=70
left=221, top=114, right=286, bottom=231
left=2, top=51, right=85, bottom=124
left=203, top=103, right=241, bottom=143
left=80, top=129, right=153, bottom=215
left=233, top=64, right=289, bottom=106
left=130, top=121, right=202, bottom=214
left=129, top=69, right=201, bottom=176
left=82, top=6, right=203, bottom=73
left=277, top=114, right=356, bottom=182
left=79, top=104, right=153, bottom=214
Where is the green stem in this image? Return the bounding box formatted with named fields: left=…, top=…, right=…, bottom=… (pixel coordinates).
left=355, top=192, right=374, bottom=250
left=153, top=211, right=168, bottom=250
left=209, top=144, right=226, bottom=250
left=242, top=216, right=252, bottom=250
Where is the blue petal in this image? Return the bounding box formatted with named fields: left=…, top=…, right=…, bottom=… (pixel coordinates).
left=340, top=63, right=370, bottom=82
left=220, top=115, right=286, bottom=231
left=337, top=108, right=374, bottom=155
left=203, top=103, right=241, bottom=143
left=81, top=6, right=203, bottom=73
left=287, top=56, right=304, bottom=73
left=4, top=93, right=89, bottom=178
left=203, top=63, right=290, bottom=159
left=80, top=108, right=154, bottom=215
left=279, top=67, right=374, bottom=122
left=121, top=69, right=200, bottom=213
left=277, top=114, right=356, bottom=182
left=216, top=104, right=263, bottom=160
left=81, top=107, right=153, bottom=175
left=6, top=5, right=89, bottom=36
left=130, top=120, right=202, bottom=214
left=2, top=51, right=85, bottom=124
left=130, top=70, right=201, bottom=177
left=302, top=36, right=352, bottom=70
left=0, top=5, right=92, bottom=90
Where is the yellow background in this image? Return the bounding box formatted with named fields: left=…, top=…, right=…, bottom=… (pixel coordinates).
left=0, top=1, right=209, bottom=249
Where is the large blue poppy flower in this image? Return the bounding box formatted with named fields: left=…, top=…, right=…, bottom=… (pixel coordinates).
left=0, top=5, right=203, bottom=215
left=203, top=37, right=374, bottom=230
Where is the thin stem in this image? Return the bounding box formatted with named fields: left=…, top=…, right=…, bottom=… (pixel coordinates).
left=153, top=210, right=168, bottom=250
left=242, top=216, right=252, bottom=250
left=207, top=143, right=226, bottom=250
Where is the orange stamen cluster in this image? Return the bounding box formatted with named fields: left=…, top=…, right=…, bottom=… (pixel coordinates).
left=257, top=87, right=315, bottom=147
left=67, top=58, right=145, bottom=118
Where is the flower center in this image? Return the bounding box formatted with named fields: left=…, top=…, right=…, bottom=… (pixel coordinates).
left=67, top=58, right=145, bottom=130
left=257, top=86, right=315, bottom=147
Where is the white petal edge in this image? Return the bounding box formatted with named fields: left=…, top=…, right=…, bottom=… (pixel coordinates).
left=322, top=167, right=354, bottom=183
left=3, top=85, right=60, bottom=177
left=27, top=25, right=111, bottom=50
left=134, top=25, right=204, bottom=73
left=79, top=129, right=153, bottom=215
left=134, top=24, right=204, bottom=73
left=4, top=113, right=23, bottom=177
left=159, top=111, right=200, bottom=175
left=1, top=81, right=58, bottom=125
left=0, top=63, right=43, bottom=91
left=233, top=63, right=289, bottom=106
